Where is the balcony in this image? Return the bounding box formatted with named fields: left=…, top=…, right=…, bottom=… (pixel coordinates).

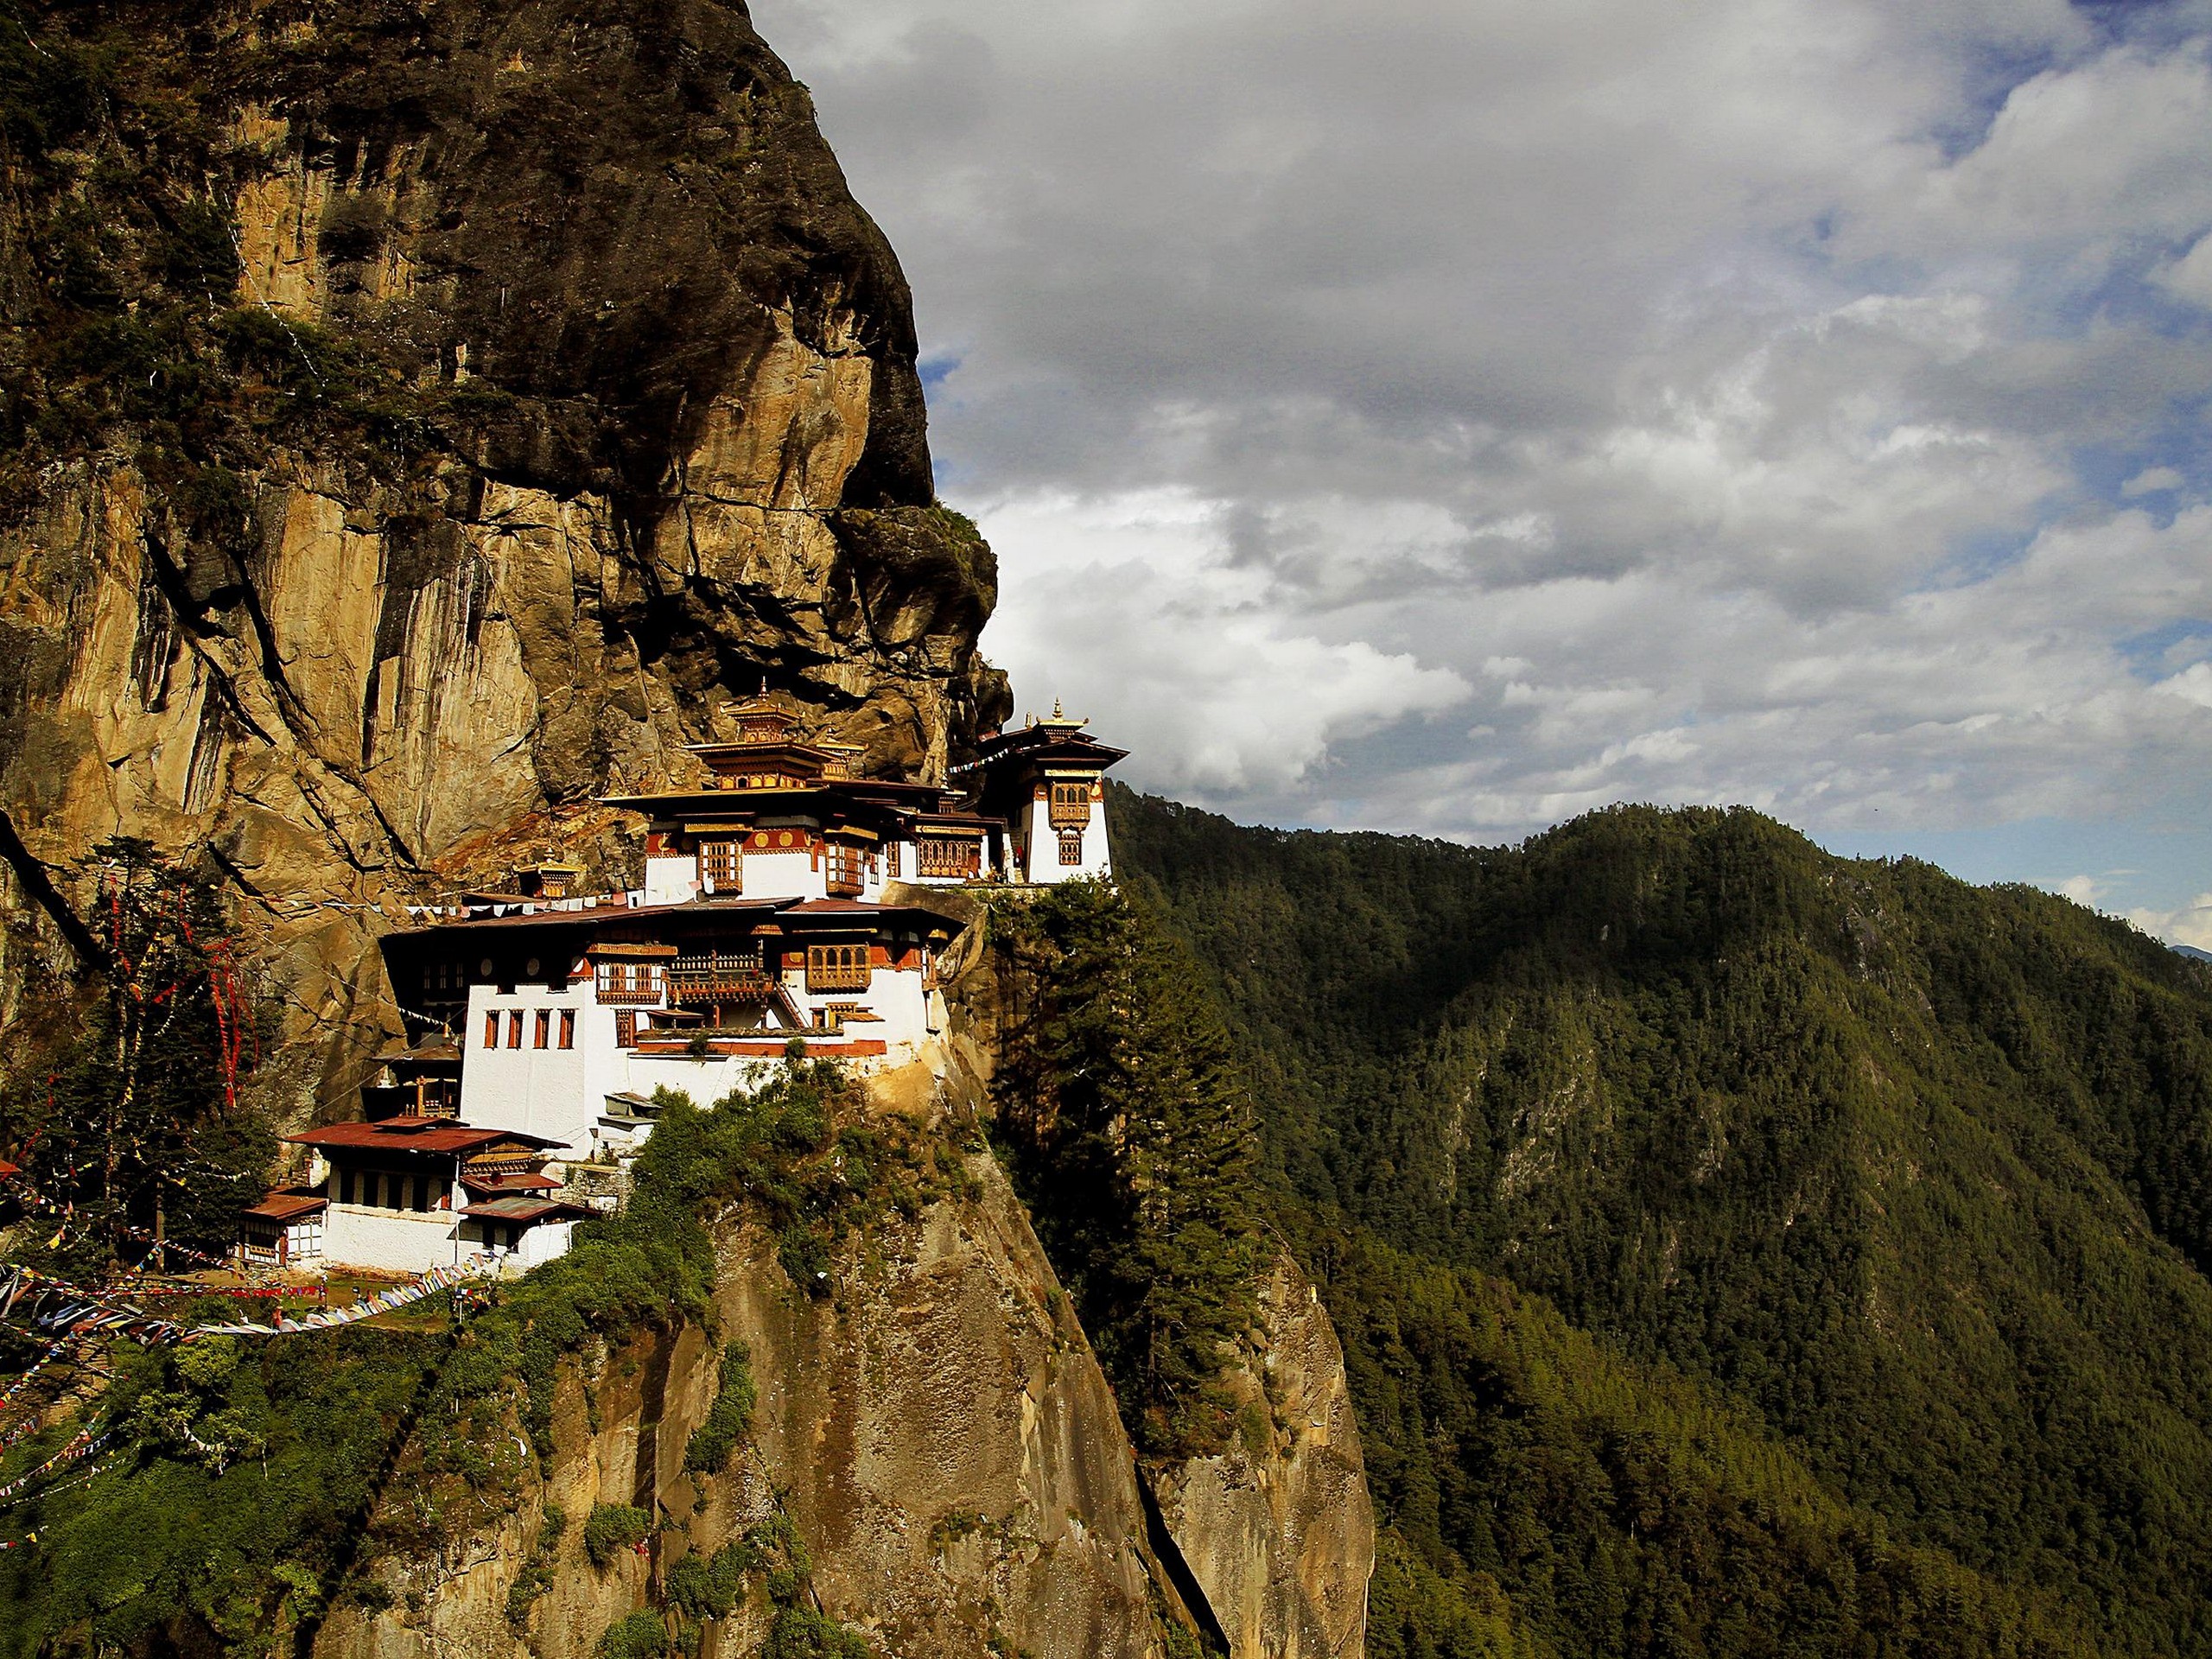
left=666, top=954, right=775, bottom=1003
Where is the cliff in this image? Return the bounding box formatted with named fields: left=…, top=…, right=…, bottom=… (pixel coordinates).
left=315, top=1136, right=1171, bottom=1659
left=1143, top=1249, right=1373, bottom=1659
left=0, top=0, right=1007, bottom=1102
left=298, top=1040, right=1372, bottom=1659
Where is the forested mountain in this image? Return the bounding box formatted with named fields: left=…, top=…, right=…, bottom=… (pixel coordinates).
left=1115, top=787, right=2212, bottom=1658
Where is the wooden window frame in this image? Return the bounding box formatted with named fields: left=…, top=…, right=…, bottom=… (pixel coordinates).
left=559, top=1009, right=575, bottom=1050
left=697, top=839, right=741, bottom=893
left=484, top=1010, right=499, bottom=1049
left=506, top=1011, right=524, bottom=1048
left=614, top=1010, right=637, bottom=1047
left=917, top=838, right=977, bottom=879
left=804, top=943, right=871, bottom=993
left=1048, top=780, right=1094, bottom=829
left=1058, top=828, right=1086, bottom=867
left=534, top=1009, right=551, bottom=1049
left=825, top=841, right=865, bottom=897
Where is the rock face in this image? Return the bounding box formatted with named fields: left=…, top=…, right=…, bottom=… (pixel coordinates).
left=1144, top=1249, right=1375, bottom=1659
left=313, top=1122, right=1177, bottom=1659
left=0, top=0, right=1007, bottom=1103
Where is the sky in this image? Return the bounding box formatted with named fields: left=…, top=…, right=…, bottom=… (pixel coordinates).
left=751, top=0, right=2212, bottom=948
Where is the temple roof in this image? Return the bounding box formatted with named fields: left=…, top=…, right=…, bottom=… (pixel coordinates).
left=244, top=1190, right=328, bottom=1223
left=956, top=714, right=1127, bottom=774
left=285, top=1117, right=566, bottom=1154
left=461, top=1195, right=591, bottom=1223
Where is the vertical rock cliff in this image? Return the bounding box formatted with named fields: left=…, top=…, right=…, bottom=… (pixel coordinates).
left=0, top=0, right=1007, bottom=1100
left=1142, top=1249, right=1374, bottom=1659
left=313, top=1073, right=1180, bottom=1659
left=300, top=1031, right=1371, bottom=1659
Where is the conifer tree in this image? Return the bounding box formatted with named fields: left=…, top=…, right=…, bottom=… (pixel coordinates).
left=988, top=880, right=1261, bottom=1454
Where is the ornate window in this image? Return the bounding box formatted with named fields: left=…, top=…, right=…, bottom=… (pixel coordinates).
left=825, top=842, right=865, bottom=897
left=805, top=944, right=871, bottom=993
left=595, top=962, right=660, bottom=1005
left=613, top=1011, right=638, bottom=1047
left=885, top=840, right=903, bottom=879
left=697, top=839, right=741, bottom=893
left=917, top=838, right=978, bottom=879
left=1058, top=829, right=1085, bottom=866
left=1048, top=781, right=1093, bottom=829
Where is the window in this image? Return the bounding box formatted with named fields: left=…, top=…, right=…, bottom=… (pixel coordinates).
left=917, top=838, right=977, bottom=879
left=429, top=1177, right=448, bottom=1211
left=697, top=839, right=741, bottom=893
left=614, top=1011, right=637, bottom=1047
left=825, top=842, right=864, bottom=896
left=506, top=1011, right=524, bottom=1048
left=1049, top=780, right=1094, bottom=828
left=484, top=1010, right=499, bottom=1048
left=534, top=1009, right=550, bottom=1049
left=595, top=962, right=659, bottom=1004
left=1059, top=829, right=1086, bottom=866
left=559, top=1009, right=575, bottom=1049
left=805, top=944, right=871, bottom=992
left=886, top=840, right=903, bottom=879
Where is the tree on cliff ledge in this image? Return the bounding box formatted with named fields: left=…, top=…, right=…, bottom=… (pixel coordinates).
left=988, top=880, right=1262, bottom=1457
left=2, top=841, right=273, bottom=1278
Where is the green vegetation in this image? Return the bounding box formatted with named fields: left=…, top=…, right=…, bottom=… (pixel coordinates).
left=0, top=1326, right=439, bottom=1656
left=985, top=880, right=1263, bottom=1457
left=505, top=1503, right=568, bottom=1625
left=0, top=841, right=274, bottom=1286
left=584, top=1503, right=655, bottom=1568
left=0, top=1056, right=899, bottom=1655
left=683, top=1340, right=758, bottom=1476
left=598, top=1610, right=671, bottom=1659
left=1115, top=788, right=2212, bottom=1658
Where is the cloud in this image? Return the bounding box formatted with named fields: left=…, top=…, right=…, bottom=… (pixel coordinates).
left=2124, top=464, right=2188, bottom=495
left=2158, top=232, right=2212, bottom=307
left=756, top=0, right=2212, bottom=912
left=977, top=488, right=1471, bottom=794
left=2129, top=892, right=2212, bottom=950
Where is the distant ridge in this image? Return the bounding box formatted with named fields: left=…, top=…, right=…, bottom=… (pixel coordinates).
left=2177, top=944, right=2212, bottom=963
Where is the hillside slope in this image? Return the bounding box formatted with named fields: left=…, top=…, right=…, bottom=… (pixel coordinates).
left=1116, top=789, right=2212, bottom=1658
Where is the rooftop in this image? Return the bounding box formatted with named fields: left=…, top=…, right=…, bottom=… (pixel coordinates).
left=285, top=1116, right=566, bottom=1154
left=244, top=1190, right=328, bottom=1223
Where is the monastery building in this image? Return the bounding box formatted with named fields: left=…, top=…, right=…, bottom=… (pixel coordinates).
left=244, top=700, right=1125, bottom=1277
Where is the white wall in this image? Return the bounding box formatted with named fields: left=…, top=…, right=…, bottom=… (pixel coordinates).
left=644, top=855, right=699, bottom=905
left=324, top=1205, right=463, bottom=1274
left=1018, top=793, right=1112, bottom=884
left=461, top=980, right=627, bottom=1159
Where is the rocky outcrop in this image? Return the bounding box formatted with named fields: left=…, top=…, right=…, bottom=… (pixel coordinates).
left=0, top=0, right=1007, bottom=1107
left=313, top=1106, right=1181, bottom=1659
left=1143, top=1250, right=1375, bottom=1659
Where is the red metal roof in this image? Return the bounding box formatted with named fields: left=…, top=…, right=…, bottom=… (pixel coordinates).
left=464, top=1171, right=563, bottom=1193
left=244, top=1191, right=329, bottom=1223
left=460, top=1196, right=589, bottom=1223
left=284, top=1116, right=564, bottom=1154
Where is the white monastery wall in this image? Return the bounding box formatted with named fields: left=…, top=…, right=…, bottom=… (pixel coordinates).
left=324, top=1204, right=462, bottom=1275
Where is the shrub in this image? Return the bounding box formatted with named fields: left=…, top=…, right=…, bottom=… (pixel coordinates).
left=583, top=1503, right=654, bottom=1568
left=683, top=1343, right=758, bottom=1475
left=598, top=1610, right=671, bottom=1659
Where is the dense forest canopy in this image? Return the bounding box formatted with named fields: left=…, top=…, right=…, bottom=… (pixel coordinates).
left=1114, top=788, right=2212, bottom=1659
